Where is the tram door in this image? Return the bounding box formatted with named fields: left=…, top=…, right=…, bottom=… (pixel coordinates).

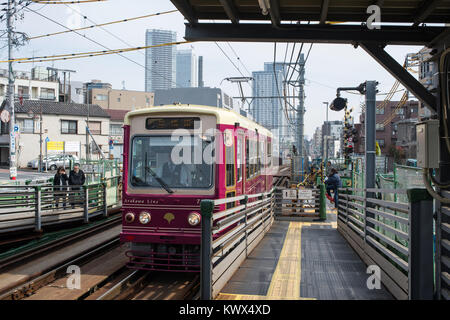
left=236, top=133, right=244, bottom=196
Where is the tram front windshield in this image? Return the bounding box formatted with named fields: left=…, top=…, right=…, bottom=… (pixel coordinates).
left=130, top=135, right=214, bottom=189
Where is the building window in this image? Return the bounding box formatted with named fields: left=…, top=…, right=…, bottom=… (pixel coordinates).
left=146, top=97, right=150, bottom=104
left=376, top=107, right=385, bottom=115
left=395, top=108, right=404, bottom=115
left=19, top=118, right=34, bottom=133
left=110, top=124, right=122, bottom=135
left=376, top=123, right=385, bottom=131
left=40, top=88, right=55, bottom=100
left=376, top=139, right=385, bottom=148
left=17, top=86, right=29, bottom=98
left=95, top=94, right=108, bottom=101
left=0, top=121, right=9, bottom=134
left=117, top=97, right=121, bottom=102
left=88, top=121, right=101, bottom=135
left=61, top=120, right=77, bottom=134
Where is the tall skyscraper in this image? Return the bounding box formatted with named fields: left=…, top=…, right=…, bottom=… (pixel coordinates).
left=198, top=56, right=204, bottom=88
left=176, top=49, right=198, bottom=88
left=145, top=29, right=177, bottom=92
left=251, top=62, right=289, bottom=143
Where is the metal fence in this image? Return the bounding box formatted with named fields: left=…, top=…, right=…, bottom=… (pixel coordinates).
left=437, top=190, right=450, bottom=300
left=200, top=189, right=274, bottom=299
left=0, top=177, right=121, bottom=234
left=274, top=187, right=324, bottom=219
left=338, top=187, right=434, bottom=300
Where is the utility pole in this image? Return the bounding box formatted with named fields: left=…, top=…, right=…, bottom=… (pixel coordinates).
left=296, top=54, right=305, bottom=159
left=7, top=0, right=16, bottom=180
left=86, top=103, right=90, bottom=161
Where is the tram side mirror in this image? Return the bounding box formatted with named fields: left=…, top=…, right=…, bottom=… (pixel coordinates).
left=330, top=97, right=348, bottom=111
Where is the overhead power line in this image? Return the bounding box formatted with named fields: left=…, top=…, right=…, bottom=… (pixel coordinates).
left=32, top=0, right=106, bottom=4
left=3, top=40, right=191, bottom=63
left=22, top=6, right=188, bottom=87
left=59, top=3, right=185, bottom=88
left=28, top=9, right=177, bottom=40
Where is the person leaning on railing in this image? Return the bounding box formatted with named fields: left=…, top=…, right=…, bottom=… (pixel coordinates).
left=53, top=167, right=69, bottom=209
left=325, top=168, right=342, bottom=209
left=69, top=164, right=86, bottom=209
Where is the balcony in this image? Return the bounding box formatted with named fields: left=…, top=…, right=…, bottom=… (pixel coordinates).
left=39, top=94, right=56, bottom=101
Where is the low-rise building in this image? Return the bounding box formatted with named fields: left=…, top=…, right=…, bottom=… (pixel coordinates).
left=0, top=68, right=59, bottom=105
left=0, top=100, right=110, bottom=167
left=89, top=87, right=154, bottom=111
left=105, top=109, right=128, bottom=161
left=154, top=87, right=236, bottom=112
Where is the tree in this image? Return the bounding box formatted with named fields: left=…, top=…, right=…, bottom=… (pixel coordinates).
left=387, top=144, right=405, bottom=163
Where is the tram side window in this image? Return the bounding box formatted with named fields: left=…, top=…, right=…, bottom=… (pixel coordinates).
left=226, top=143, right=235, bottom=187
left=237, top=138, right=242, bottom=182
left=257, top=137, right=260, bottom=174
left=267, top=141, right=272, bottom=167
left=260, top=139, right=265, bottom=170
left=246, top=139, right=250, bottom=179
left=250, top=140, right=256, bottom=177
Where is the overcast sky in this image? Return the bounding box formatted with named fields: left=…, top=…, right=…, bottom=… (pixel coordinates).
left=2, top=0, right=423, bottom=137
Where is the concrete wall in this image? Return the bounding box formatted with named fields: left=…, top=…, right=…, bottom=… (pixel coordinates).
left=91, top=88, right=154, bottom=111
left=154, top=87, right=222, bottom=107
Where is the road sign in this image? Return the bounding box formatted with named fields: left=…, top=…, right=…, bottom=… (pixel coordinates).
left=1, top=110, right=10, bottom=123
left=13, top=125, right=19, bottom=132
left=282, top=189, right=297, bottom=200
left=9, top=167, right=17, bottom=177
left=298, top=189, right=314, bottom=200
left=10, top=134, right=15, bottom=151
left=47, top=141, right=64, bottom=154
left=65, top=141, right=80, bottom=153
left=45, top=137, right=50, bottom=143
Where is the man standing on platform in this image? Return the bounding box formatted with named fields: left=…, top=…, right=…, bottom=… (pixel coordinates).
left=69, top=164, right=86, bottom=208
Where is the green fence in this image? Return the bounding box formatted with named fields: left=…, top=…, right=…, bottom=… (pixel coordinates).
left=346, top=161, right=425, bottom=250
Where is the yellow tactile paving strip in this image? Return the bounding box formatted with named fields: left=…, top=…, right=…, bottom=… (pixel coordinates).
left=266, top=221, right=303, bottom=298
left=216, top=208, right=337, bottom=301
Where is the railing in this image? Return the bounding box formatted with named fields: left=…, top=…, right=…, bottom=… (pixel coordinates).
left=0, top=177, right=121, bottom=234
left=273, top=187, right=326, bottom=219
left=437, top=190, right=450, bottom=300
left=200, top=189, right=274, bottom=299
left=337, top=187, right=434, bottom=300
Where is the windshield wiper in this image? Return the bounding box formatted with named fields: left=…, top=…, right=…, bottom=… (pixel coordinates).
left=144, top=165, right=174, bottom=194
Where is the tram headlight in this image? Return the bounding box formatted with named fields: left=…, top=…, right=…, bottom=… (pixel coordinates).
left=188, top=212, right=201, bottom=226
left=124, top=212, right=135, bottom=223
left=139, top=212, right=151, bottom=224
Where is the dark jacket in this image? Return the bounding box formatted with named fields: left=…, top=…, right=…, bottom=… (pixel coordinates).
left=53, top=173, right=68, bottom=190
left=69, top=169, right=86, bottom=186
left=325, top=173, right=342, bottom=189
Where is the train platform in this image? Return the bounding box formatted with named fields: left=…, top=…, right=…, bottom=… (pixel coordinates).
left=217, top=206, right=393, bottom=300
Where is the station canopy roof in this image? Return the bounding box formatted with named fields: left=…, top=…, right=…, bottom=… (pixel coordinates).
left=171, top=0, right=450, bottom=26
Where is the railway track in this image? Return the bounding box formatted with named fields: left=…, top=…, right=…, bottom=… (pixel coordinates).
left=96, top=271, right=199, bottom=300
left=0, top=214, right=121, bottom=272
left=0, top=216, right=122, bottom=300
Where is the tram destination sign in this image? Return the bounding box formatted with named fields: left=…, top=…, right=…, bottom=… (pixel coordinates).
left=146, top=117, right=200, bottom=130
